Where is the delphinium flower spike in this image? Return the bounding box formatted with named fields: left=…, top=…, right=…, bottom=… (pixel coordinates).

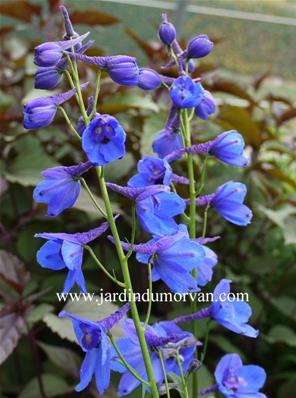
left=173, top=279, right=258, bottom=338
left=23, top=83, right=88, bottom=129
left=59, top=303, right=130, bottom=394
left=33, top=161, right=92, bottom=217
left=35, top=219, right=114, bottom=293
left=112, top=319, right=197, bottom=396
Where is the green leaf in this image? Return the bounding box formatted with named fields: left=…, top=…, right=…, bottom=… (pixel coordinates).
left=265, top=325, right=296, bottom=346
left=19, top=374, right=73, bottom=398
left=5, top=136, right=57, bottom=186
left=212, top=335, right=246, bottom=360
left=27, top=304, right=54, bottom=325
left=38, top=342, right=81, bottom=377
left=104, top=152, right=135, bottom=182
left=141, top=111, right=167, bottom=156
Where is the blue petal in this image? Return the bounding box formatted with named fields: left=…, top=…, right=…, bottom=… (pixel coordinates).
left=236, top=365, right=266, bottom=393
left=95, top=333, right=111, bottom=394
left=75, top=349, right=98, bottom=392
left=36, top=240, right=65, bottom=270
left=61, top=241, right=83, bottom=270
left=215, top=353, right=243, bottom=386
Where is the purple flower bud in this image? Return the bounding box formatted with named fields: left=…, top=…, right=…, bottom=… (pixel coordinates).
left=34, top=32, right=89, bottom=67
left=138, top=68, right=162, bottom=90
left=210, top=131, right=249, bottom=167
left=71, top=53, right=139, bottom=86
left=187, top=34, right=213, bottom=59
left=60, top=5, right=78, bottom=40
left=170, top=76, right=204, bottom=108
left=158, top=13, right=176, bottom=46
left=34, top=59, right=67, bottom=90
left=195, top=90, right=216, bottom=119
left=23, top=83, right=88, bottom=129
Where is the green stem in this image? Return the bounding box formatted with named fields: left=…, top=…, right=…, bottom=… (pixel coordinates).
left=98, top=168, right=159, bottom=398
left=80, top=178, right=107, bottom=218
left=144, top=262, right=152, bottom=330
left=89, top=71, right=101, bottom=119
left=84, top=245, right=124, bottom=288
left=58, top=106, right=81, bottom=140
left=200, top=320, right=211, bottom=364
left=202, top=205, right=210, bottom=238
left=175, top=352, right=189, bottom=398
left=126, top=205, right=137, bottom=260
left=108, top=332, right=149, bottom=386
left=157, top=349, right=171, bottom=398
left=181, top=109, right=199, bottom=397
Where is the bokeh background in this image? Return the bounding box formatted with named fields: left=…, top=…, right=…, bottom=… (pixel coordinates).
left=0, top=1, right=296, bottom=397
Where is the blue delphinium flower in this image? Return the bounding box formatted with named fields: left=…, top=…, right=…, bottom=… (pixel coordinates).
left=59, top=303, right=130, bottom=394
left=174, top=279, right=258, bottom=338
left=109, top=224, right=217, bottom=293
left=186, top=34, right=214, bottom=59
left=128, top=156, right=172, bottom=187
left=152, top=107, right=183, bottom=158
left=34, top=32, right=89, bottom=67
left=170, top=76, right=204, bottom=108
left=166, top=130, right=248, bottom=167
left=210, top=131, right=249, bottom=167
left=82, top=114, right=126, bottom=166
left=106, top=184, right=185, bottom=236
left=33, top=161, right=92, bottom=217
left=215, top=353, right=267, bottom=398
left=70, top=53, right=140, bottom=86
left=195, top=90, right=216, bottom=119
left=112, top=319, right=197, bottom=396
left=23, top=83, right=88, bottom=129
left=194, top=181, right=252, bottom=226
left=138, top=68, right=162, bottom=90
left=158, top=13, right=176, bottom=46
left=35, top=220, right=111, bottom=293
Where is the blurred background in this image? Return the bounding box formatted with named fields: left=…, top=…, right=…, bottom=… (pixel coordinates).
left=0, top=1, right=296, bottom=397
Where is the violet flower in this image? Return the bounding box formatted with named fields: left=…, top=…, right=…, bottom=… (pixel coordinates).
left=138, top=68, right=162, bottom=90
left=35, top=59, right=67, bottom=90
left=174, top=279, right=258, bottom=338
left=195, top=90, right=216, bottom=119
left=106, top=183, right=185, bottom=236
left=109, top=224, right=217, bottom=293
left=170, top=76, right=204, bottom=108
left=186, top=34, right=213, bottom=59
left=59, top=303, right=130, bottom=394
left=35, top=220, right=112, bottom=293
left=152, top=106, right=183, bottom=158
left=34, top=32, right=89, bottom=67
left=82, top=114, right=126, bottom=166
left=23, top=83, right=88, bottom=129
left=215, top=353, right=267, bottom=398
left=112, top=319, right=197, bottom=396
left=33, top=161, right=92, bottom=217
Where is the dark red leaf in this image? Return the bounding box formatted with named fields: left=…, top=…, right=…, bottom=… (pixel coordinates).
left=209, top=80, right=256, bottom=104
left=0, top=1, right=41, bottom=22
left=70, top=10, right=119, bottom=26
left=277, top=107, right=296, bottom=126
left=0, top=251, right=30, bottom=294
left=253, top=71, right=270, bottom=91
left=0, top=26, right=15, bottom=36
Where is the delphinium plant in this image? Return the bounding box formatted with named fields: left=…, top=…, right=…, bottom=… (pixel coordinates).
left=23, top=6, right=268, bottom=398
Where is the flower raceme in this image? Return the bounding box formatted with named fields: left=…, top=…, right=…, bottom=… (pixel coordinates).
left=59, top=303, right=130, bottom=394
left=214, top=353, right=267, bottom=398
left=174, top=279, right=258, bottom=338
left=112, top=319, right=197, bottom=396
left=23, top=83, right=88, bottom=129
left=35, top=220, right=112, bottom=293
left=33, top=162, right=92, bottom=217
left=109, top=224, right=217, bottom=293
left=82, top=114, right=126, bottom=166
left=106, top=183, right=185, bottom=236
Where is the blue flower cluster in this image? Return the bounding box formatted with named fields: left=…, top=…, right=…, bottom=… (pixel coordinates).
left=24, top=6, right=267, bottom=398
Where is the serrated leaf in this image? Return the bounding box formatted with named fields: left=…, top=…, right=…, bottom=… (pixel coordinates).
left=19, top=374, right=73, bottom=398
left=5, top=136, right=57, bottom=186
left=265, top=325, right=296, bottom=347
left=0, top=307, right=27, bottom=364
left=27, top=304, right=54, bottom=325
left=0, top=1, right=41, bottom=22
left=104, top=152, right=135, bottom=182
